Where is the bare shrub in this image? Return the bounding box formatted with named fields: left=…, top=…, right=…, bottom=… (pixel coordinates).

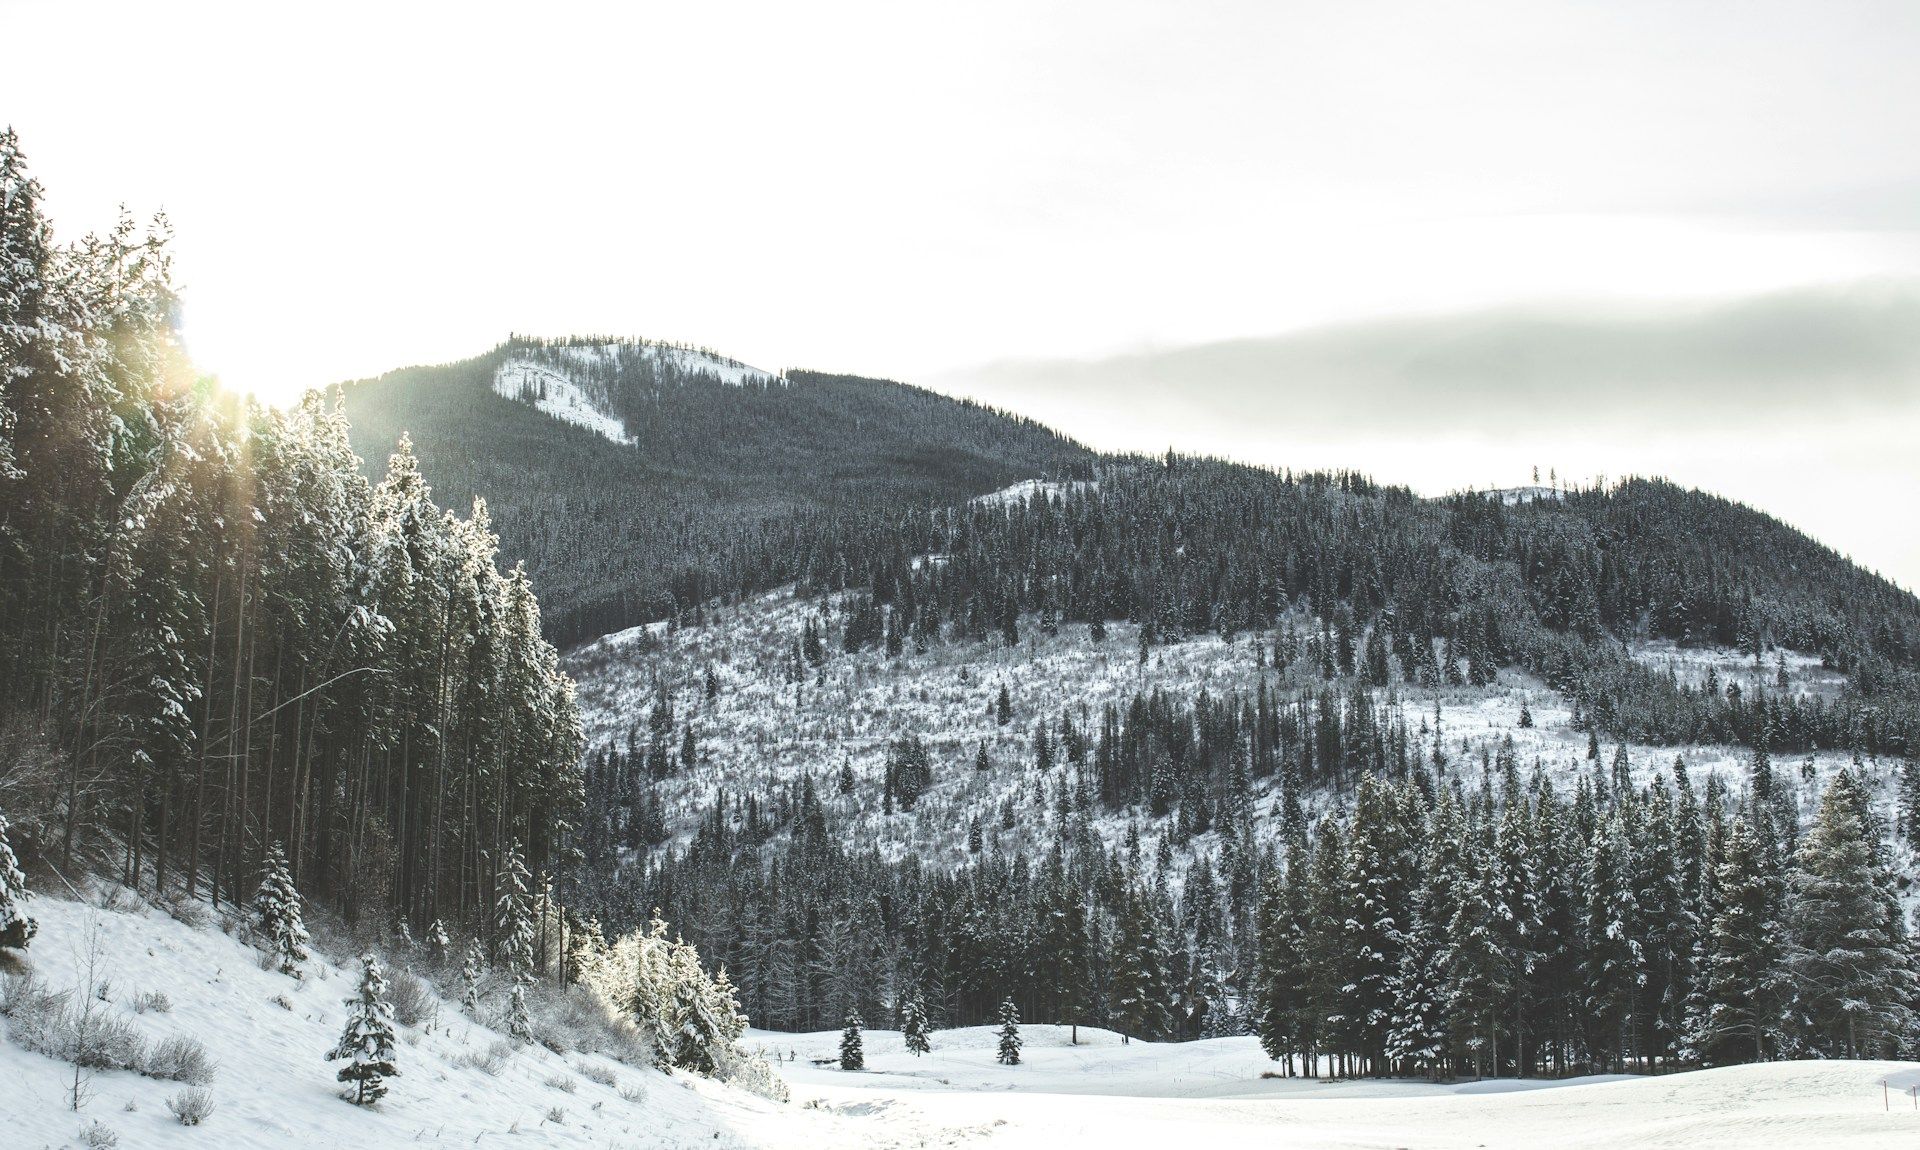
left=545, top=1072, right=576, bottom=1093
left=524, top=981, right=650, bottom=1065
left=78, top=1119, right=118, bottom=1148
left=544, top=1106, right=567, bottom=1125
left=167, top=1087, right=215, bottom=1126
left=618, top=1083, right=647, bottom=1105
left=130, top=990, right=172, bottom=1014
left=387, top=969, right=436, bottom=1028
left=147, top=1035, right=216, bottom=1085
left=158, top=895, right=211, bottom=930
left=454, top=1038, right=513, bottom=1077
left=577, top=1061, right=618, bottom=1088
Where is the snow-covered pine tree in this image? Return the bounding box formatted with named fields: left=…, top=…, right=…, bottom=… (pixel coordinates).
left=251, top=841, right=309, bottom=977
left=329, top=955, right=399, bottom=1105
left=1782, top=771, right=1917, bottom=1057
left=462, top=938, right=485, bottom=1012
left=995, top=997, right=1022, bottom=1065
left=506, top=981, right=533, bottom=1043
left=839, top=1012, right=864, bottom=1070
left=0, top=812, right=37, bottom=951
left=495, top=840, right=536, bottom=977
left=1688, top=816, right=1784, bottom=1065
left=427, top=919, right=452, bottom=967
left=902, top=991, right=931, bottom=1056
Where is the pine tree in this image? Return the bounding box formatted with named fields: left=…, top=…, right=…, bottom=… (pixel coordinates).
left=462, top=939, right=486, bottom=1012
left=252, top=841, right=309, bottom=978
left=496, top=840, right=536, bottom=977
left=427, top=919, right=452, bottom=967
left=506, top=981, right=534, bottom=1043
left=329, top=955, right=399, bottom=1105
left=902, top=991, right=932, bottom=1056
left=1782, top=772, right=1917, bottom=1057
left=839, top=1012, right=864, bottom=1070
left=1689, top=817, right=1784, bottom=1065
left=995, top=997, right=1023, bottom=1065
left=0, top=813, right=37, bottom=952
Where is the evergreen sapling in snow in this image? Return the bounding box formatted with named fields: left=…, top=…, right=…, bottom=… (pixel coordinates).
left=839, top=1013, right=864, bottom=1070
left=329, top=955, right=398, bottom=1105
left=251, top=841, right=308, bottom=977
left=996, top=998, right=1022, bottom=1065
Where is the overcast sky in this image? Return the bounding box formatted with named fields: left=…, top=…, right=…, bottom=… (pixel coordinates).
left=4, top=0, right=1916, bottom=586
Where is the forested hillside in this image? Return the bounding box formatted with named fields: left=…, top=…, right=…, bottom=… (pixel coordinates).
left=0, top=129, right=580, bottom=941
left=338, top=338, right=1093, bottom=646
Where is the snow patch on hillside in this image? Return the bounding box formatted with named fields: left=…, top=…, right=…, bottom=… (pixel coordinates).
left=492, top=342, right=783, bottom=447
left=492, top=360, right=636, bottom=446
left=553, top=342, right=781, bottom=388
left=972, top=479, right=1097, bottom=509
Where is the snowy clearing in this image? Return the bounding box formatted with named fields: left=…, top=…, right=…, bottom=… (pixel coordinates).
left=764, top=1024, right=1920, bottom=1149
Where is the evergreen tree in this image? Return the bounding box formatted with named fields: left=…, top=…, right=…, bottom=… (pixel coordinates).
left=902, top=991, right=932, bottom=1056
left=462, top=939, right=486, bottom=1012
left=839, top=1012, right=864, bottom=1070
left=252, top=841, right=309, bottom=978
left=1690, top=818, right=1785, bottom=1064
left=329, top=955, right=399, bottom=1105
left=0, top=812, right=37, bottom=951
left=496, top=841, right=536, bottom=977
left=1782, top=772, right=1917, bottom=1057
left=507, top=981, right=534, bottom=1043
left=996, top=997, right=1023, bottom=1065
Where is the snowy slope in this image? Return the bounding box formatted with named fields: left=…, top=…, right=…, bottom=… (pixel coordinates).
left=493, top=359, right=636, bottom=445
left=564, top=585, right=1882, bottom=872
left=970, top=479, right=1097, bottom=509
left=491, top=341, right=782, bottom=447
left=0, top=891, right=926, bottom=1150
left=762, top=1024, right=1920, bottom=1149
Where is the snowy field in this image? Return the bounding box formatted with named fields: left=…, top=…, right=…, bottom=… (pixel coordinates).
left=763, top=1024, right=1920, bottom=1149
left=7, top=891, right=1916, bottom=1149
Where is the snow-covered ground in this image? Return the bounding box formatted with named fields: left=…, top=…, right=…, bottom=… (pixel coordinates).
left=764, top=1024, right=1920, bottom=1149
left=8, top=890, right=1914, bottom=1148
left=0, top=893, right=895, bottom=1150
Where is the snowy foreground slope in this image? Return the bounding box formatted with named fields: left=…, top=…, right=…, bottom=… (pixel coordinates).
left=766, top=1024, right=1920, bottom=1149
left=6, top=890, right=1915, bottom=1149
left=0, top=893, right=911, bottom=1150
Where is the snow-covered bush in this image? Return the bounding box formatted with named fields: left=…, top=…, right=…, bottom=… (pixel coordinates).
left=78, top=1119, right=117, bottom=1148
left=544, top=1072, right=576, bottom=1093
left=714, top=1045, right=791, bottom=1102
left=166, top=1086, right=215, bottom=1126
left=130, top=989, right=171, bottom=1014
left=147, top=1034, right=217, bottom=1084
left=574, top=914, right=745, bottom=1075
